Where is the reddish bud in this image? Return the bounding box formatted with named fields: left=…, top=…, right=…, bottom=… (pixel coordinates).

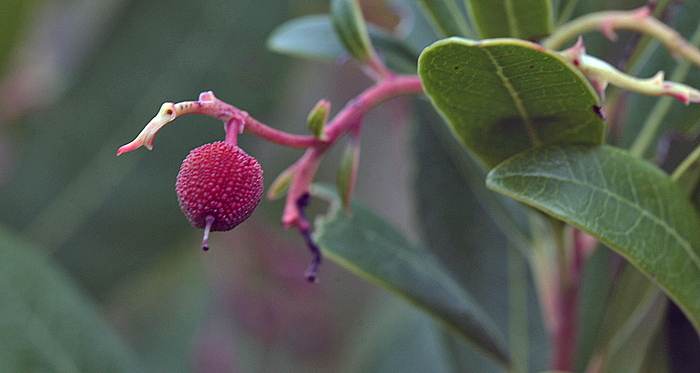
left=176, top=142, right=263, bottom=248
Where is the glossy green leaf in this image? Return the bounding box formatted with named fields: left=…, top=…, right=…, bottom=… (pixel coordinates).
left=0, top=227, right=138, bottom=371
left=267, top=15, right=347, bottom=60
left=465, top=0, right=552, bottom=39
left=266, top=14, right=419, bottom=73
left=418, top=37, right=605, bottom=168
left=417, top=0, right=473, bottom=38
left=486, top=144, right=700, bottom=333
left=330, top=0, right=375, bottom=63
left=312, top=184, right=510, bottom=366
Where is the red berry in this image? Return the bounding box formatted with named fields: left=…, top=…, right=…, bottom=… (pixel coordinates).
left=176, top=142, right=263, bottom=236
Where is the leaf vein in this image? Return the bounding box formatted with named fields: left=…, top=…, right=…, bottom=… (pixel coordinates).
left=482, top=48, right=541, bottom=147
left=496, top=172, right=700, bottom=272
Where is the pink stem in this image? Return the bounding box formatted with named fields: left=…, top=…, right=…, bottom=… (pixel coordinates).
left=242, top=113, right=323, bottom=148
left=550, top=228, right=591, bottom=370
left=323, top=74, right=423, bottom=141
left=177, top=92, right=324, bottom=149
left=191, top=76, right=423, bottom=150
left=282, top=147, right=325, bottom=228
left=277, top=74, right=423, bottom=228
left=224, top=117, right=244, bottom=146
left=551, top=279, right=579, bottom=371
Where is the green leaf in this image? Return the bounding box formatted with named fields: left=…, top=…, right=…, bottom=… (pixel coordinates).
left=330, top=0, right=375, bottom=63
left=312, top=184, right=510, bottom=367
left=0, top=227, right=138, bottom=371
left=418, top=37, right=605, bottom=168
left=266, top=14, right=419, bottom=73
left=486, top=144, right=700, bottom=334
left=507, top=247, right=530, bottom=372
left=465, top=0, right=552, bottom=39
left=267, top=15, right=347, bottom=60
left=414, top=101, right=532, bottom=255
left=416, top=0, right=473, bottom=38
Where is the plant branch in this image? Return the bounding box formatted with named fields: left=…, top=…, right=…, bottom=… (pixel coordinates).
left=116, top=91, right=323, bottom=155
left=558, top=38, right=700, bottom=104
left=118, top=74, right=424, bottom=280
left=628, top=15, right=700, bottom=158
left=545, top=4, right=700, bottom=71
left=280, top=73, right=423, bottom=227
left=322, top=74, right=423, bottom=140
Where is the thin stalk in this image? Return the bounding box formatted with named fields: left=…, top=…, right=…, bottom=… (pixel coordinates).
left=555, top=0, right=582, bottom=28
left=671, top=141, right=700, bottom=183
left=549, top=218, right=579, bottom=371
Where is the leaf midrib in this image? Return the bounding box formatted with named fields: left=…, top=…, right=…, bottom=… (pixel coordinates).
left=482, top=48, right=542, bottom=147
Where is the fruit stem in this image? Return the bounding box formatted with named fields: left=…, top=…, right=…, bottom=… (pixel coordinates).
left=201, top=215, right=215, bottom=251
left=224, top=117, right=243, bottom=147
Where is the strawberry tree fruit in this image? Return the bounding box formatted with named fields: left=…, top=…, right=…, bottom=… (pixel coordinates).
left=175, top=141, right=264, bottom=250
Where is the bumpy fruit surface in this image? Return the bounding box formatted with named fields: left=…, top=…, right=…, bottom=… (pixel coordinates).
left=176, top=141, right=263, bottom=231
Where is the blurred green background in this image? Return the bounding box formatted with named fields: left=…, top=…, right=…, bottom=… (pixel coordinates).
left=4, top=0, right=678, bottom=371
left=0, top=0, right=468, bottom=371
